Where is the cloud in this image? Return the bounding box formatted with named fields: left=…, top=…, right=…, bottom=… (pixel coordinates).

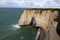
left=0, top=0, right=60, bottom=8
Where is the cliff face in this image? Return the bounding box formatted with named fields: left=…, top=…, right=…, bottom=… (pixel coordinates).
left=18, top=9, right=60, bottom=40
left=19, top=9, right=58, bottom=32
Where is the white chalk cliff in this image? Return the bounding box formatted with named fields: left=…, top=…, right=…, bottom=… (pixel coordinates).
left=19, top=9, right=58, bottom=32
left=19, top=9, right=60, bottom=40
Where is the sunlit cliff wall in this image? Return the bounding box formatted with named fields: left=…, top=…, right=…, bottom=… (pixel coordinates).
left=19, top=9, right=60, bottom=40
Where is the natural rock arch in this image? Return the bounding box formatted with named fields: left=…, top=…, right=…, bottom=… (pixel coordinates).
left=19, top=9, right=60, bottom=40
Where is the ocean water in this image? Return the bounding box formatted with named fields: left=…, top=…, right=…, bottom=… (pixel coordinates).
left=0, top=8, right=37, bottom=40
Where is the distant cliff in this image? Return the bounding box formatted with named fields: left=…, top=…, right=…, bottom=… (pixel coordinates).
left=18, top=9, right=60, bottom=40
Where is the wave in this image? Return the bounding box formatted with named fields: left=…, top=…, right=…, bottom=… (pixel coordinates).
left=12, top=24, right=21, bottom=29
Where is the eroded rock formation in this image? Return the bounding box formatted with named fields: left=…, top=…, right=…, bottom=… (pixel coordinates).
left=18, top=9, right=60, bottom=40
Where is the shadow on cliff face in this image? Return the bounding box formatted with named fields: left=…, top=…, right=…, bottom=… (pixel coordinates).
left=55, top=9, right=60, bottom=36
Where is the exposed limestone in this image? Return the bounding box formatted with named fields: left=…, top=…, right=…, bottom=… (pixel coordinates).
left=18, top=9, right=60, bottom=40
left=19, top=9, right=58, bottom=32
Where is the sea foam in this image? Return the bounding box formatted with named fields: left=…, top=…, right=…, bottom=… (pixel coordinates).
left=12, top=24, right=21, bottom=29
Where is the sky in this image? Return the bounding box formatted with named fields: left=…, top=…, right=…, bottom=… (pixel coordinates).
left=0, top=0, right=60, bottom=8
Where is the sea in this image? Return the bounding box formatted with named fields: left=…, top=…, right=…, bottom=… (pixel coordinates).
left=0, top=8, right=37, bottom=40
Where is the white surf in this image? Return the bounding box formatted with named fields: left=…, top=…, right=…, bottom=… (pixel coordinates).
left=12, top=24, right=21, bottom=29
